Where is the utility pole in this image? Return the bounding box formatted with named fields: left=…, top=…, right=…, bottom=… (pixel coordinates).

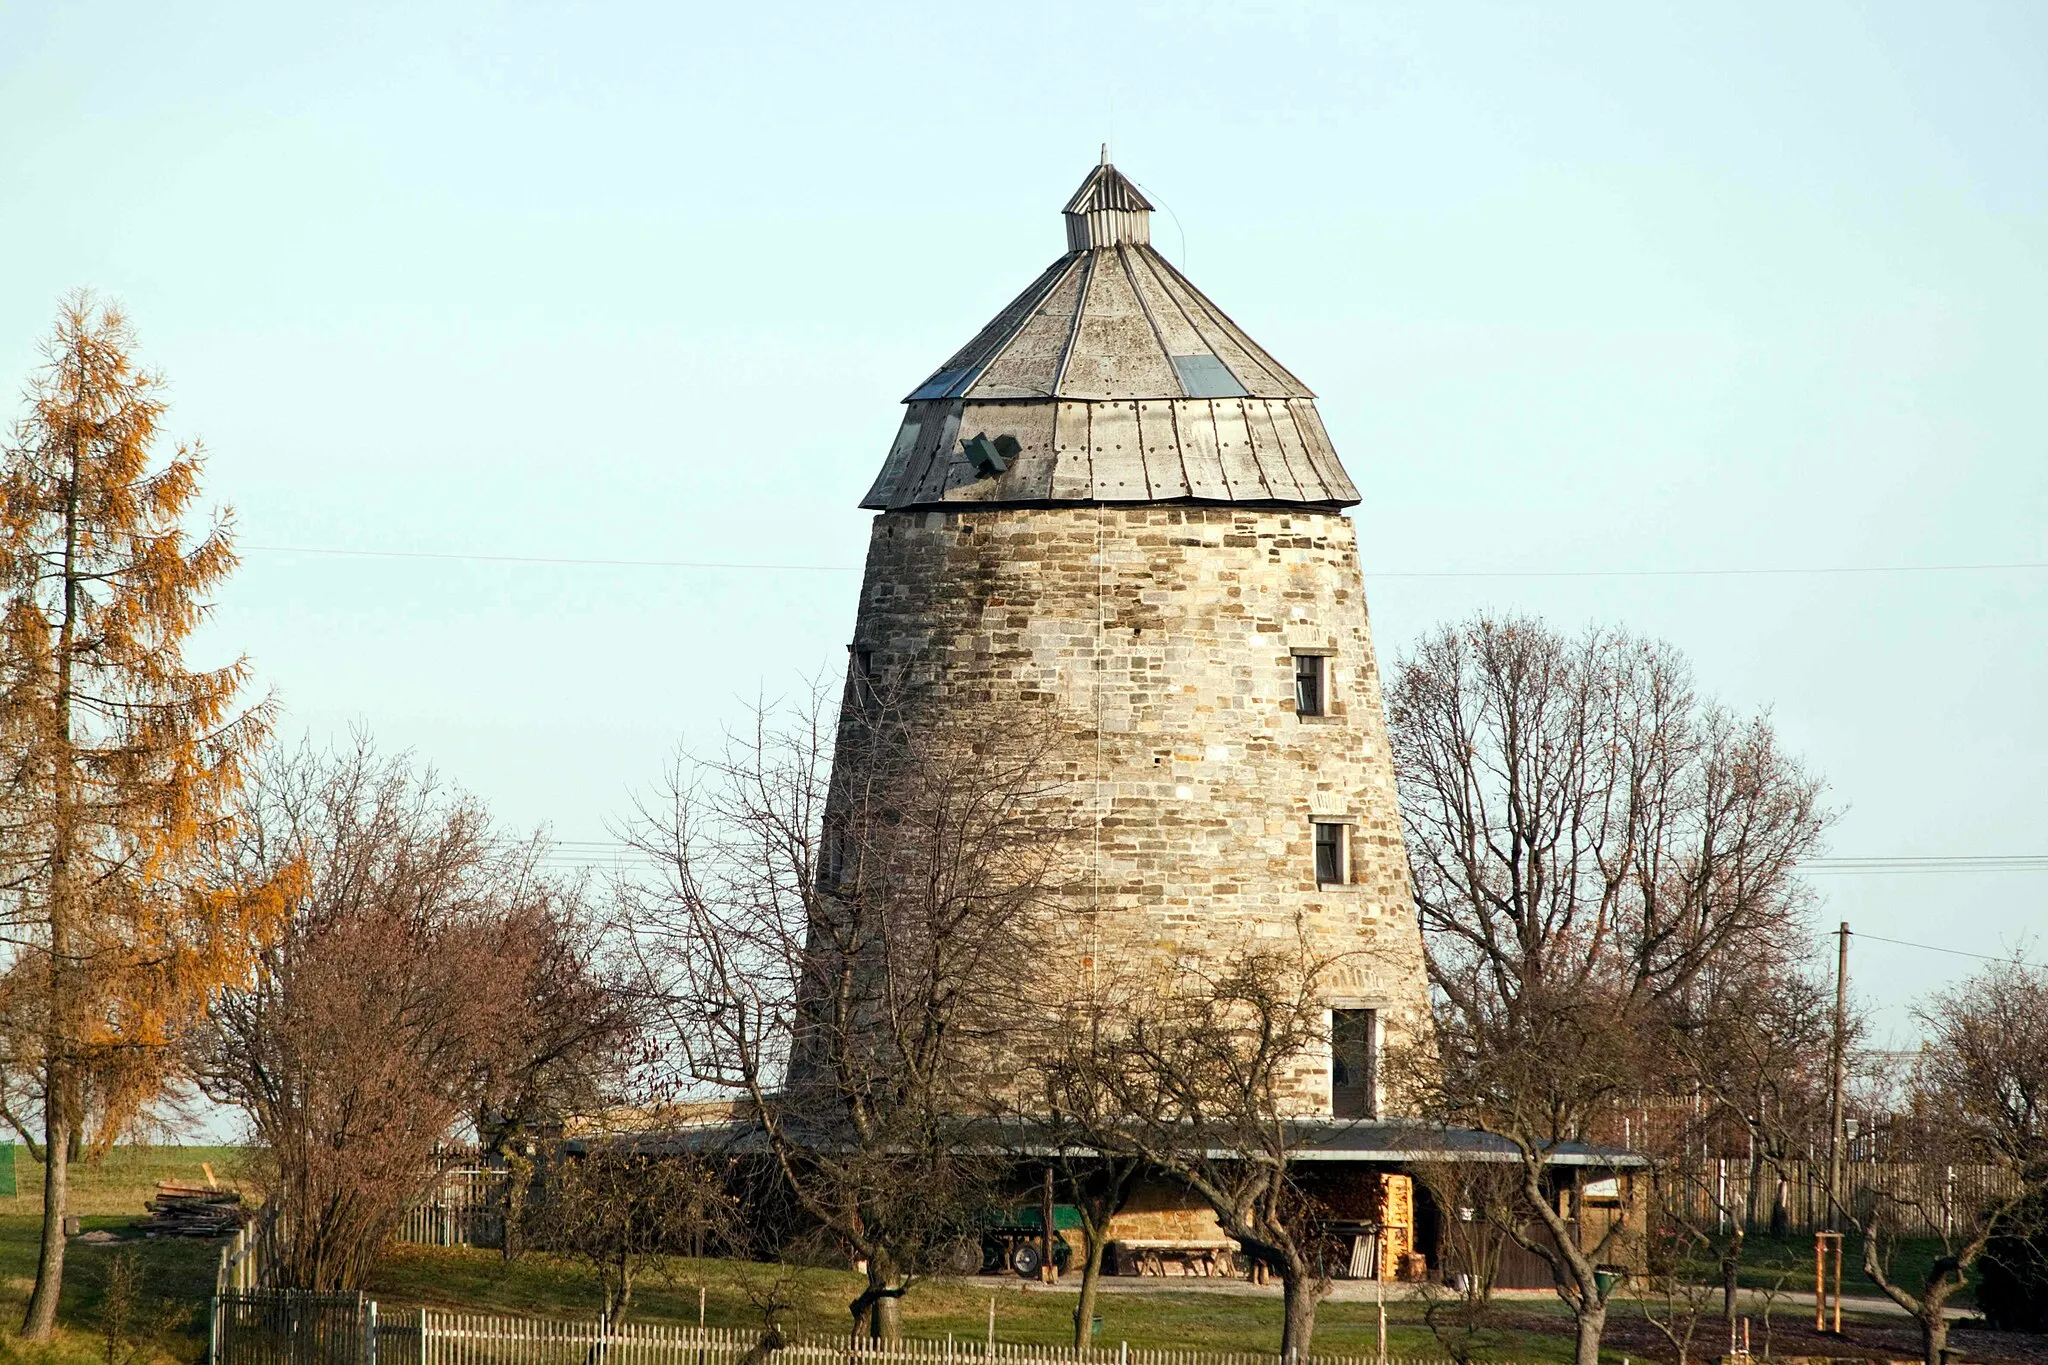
left=1041, top=1164, right=1057, bottom=1283
left=1826, top=922, right=1850, bottom=1231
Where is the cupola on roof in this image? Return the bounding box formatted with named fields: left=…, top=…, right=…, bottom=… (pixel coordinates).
left=862, top=155, right=1359, bottom=511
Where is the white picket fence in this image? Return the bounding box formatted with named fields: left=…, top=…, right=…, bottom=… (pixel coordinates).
left=410, top=1309, right=1458, bottom=1365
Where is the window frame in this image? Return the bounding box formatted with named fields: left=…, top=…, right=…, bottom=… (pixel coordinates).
left=1293, top=651, right=1328, bottom=717
left=849, top=644, right=881, bottom=716
left=1330, top=1006, right=1380, bottom=1119
left=1312, top=819, right=1349, bottom=886
left=819, top=820, right=850, bottom=890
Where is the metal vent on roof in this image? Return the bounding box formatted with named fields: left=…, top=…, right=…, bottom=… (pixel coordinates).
left=961, top=432, right=1017, bottom=478
left=1171, top=354, right=1250, bottom=399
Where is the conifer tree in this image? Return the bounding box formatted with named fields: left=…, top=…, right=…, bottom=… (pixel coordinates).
left=0, top=293, right=282, bottom=1338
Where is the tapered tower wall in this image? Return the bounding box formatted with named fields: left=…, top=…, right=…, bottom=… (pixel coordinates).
left=849, top=502, right=1432, bottom=1115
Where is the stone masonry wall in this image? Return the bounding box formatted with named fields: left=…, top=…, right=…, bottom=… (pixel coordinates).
left=847, top=504, right=1433, bottom=1115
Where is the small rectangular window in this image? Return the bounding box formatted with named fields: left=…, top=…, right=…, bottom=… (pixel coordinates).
left=1294, top=653, right=1326, bottom=717
left=1332, top=1008, right=1378, bottom=1118
left=850, top=647, right=879, bottom=715
left=1313, top=821, right=1347, bottom=885
left=820, top=824, right=848, bottom=889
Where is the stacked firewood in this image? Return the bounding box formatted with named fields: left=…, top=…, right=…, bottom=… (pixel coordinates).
left=141, top=1182, right=245, bottom=1237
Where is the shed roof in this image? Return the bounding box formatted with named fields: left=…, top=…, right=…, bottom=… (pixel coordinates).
left=863, top=157, right=1359, bottom=512
left=584, top=1117, right=1649, bottom=1171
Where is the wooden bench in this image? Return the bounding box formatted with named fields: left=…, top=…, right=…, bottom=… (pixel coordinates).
left=1109, top=1239, right=1240, bottom=1278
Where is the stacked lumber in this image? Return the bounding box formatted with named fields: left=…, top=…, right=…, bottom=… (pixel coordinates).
left=141, top=1181, right=244, bottom=1237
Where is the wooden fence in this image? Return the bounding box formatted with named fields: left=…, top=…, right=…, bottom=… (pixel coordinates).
left=219, top=1298, right=1471, bottom=1365
left=1668, top=1157, right=2021, bottom=1238
left=397, top=1167, right=507, bottom=1249
left=220, top=1206, right=286, bottom=1295
left=214, top=1290, right=371, bottom=1365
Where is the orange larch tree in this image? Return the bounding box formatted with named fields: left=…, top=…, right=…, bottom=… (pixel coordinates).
left=0, top=293, right=285, bottom=1339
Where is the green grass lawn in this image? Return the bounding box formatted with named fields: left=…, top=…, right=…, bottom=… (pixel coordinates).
left=366, top=1244, right=1982, bottom=1362
left=370, top=1242, right=1987, bottom=1363
left=1693, top=1231, right=1976, bottom=1309
left=368, top=1245, right=1624, bottom=1362
left=0, top=1144, right=239, bottom=1365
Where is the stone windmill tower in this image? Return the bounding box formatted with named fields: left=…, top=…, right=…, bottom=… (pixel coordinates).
left=844, top=155, right=1432, bottom=1119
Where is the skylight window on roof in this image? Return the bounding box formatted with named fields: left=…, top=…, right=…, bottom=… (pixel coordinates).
left=907, top=365, right=977, bottom=402
left=1171, top=353, right=1250, bottom=399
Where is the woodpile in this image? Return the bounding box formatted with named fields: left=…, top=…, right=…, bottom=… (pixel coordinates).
left=142, top=1181, right=245, bottom=1237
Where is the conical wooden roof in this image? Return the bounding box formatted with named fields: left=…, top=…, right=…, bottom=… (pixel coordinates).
left=863, top=158, right=1358, bottom=511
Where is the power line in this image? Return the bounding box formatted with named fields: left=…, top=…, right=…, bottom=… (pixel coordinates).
left=1371, top=561, right=2048, bottom=581
left=1851, top=931, right=2040, bottom=969
left=1801, top=855, right=2048, bottom=876
left=240, top=545, right=854, bottom=573
left=238, top=542, right=2048, bottom=582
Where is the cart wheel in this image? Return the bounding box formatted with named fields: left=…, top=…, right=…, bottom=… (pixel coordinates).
left=1011, top=1242, right=1044, bottom=1279
left=940, top=1238, right=982, bottom=1276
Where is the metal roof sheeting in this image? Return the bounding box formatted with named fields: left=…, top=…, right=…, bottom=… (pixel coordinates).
left=862, top=395, right=1359, bottom=509
left=871, top=159, right=1358, bottom=512
left=588, top=1118, right=1649, bottom=1169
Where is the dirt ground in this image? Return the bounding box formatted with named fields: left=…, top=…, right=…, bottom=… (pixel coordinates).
left=1489, top=1303, right=2048, bottom=1365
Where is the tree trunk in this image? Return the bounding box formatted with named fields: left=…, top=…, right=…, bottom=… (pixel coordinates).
left=853, top=1253, right=906, bottom=1342
left=1279, top=1265, right=1322, bottom=1361
left=1073, top=1232, right=1106, bottom=1349
left=1919, top=1306, right=1947, bottom=1365
left=22, top=418, right=84, bottom=1342
left=21, top=1105, right=69, bottom=1338
left=735, top=1325, right=785, bottom=1365
left=1722, top=1226, right=1745, bottom=1328
left=1572, top=1301, right=1607, bottom=1365
left=607, top=1259, right=634, bottom=1325
left=1518, top=1155, right=1607, bottom=1365
left=871, top=1281, right=903, bottom=1341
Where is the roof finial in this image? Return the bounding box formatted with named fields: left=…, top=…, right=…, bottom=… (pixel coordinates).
left=1101, top=142, right=1109, bottom=166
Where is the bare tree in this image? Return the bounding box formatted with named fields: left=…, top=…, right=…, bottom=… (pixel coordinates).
left=1024, top=972, right=1160, bottom=1349
left=1059, top=935, right=1347, bottom=1360
left=1846, top=956, right=2048, bottom=1365
left=620, top=684, right=1074, bottom=1339
left=193, top=740, right=621, bottom=1290
left=1666, top=962, right=1841, bottom=1326
left=472, top=897, right=641, bottom=1160
left=1022, top=1064, right=1143, bottom=1350
left=514, top=1140, right=739, bottom=1323
left=1411, top=1161, right=1523, bottom=1365
left=1387, top=615, right=1830, bottom=1365
left=1050, top=1151, right=1142, bottom=1350
left=1754, top=1268, right=1793, bottom=1357
left=1637, top=1162, right=1723, bottom=1365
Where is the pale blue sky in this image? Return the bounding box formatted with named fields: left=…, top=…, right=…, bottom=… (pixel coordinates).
left=2, top=1, right=2043, bottom=1047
